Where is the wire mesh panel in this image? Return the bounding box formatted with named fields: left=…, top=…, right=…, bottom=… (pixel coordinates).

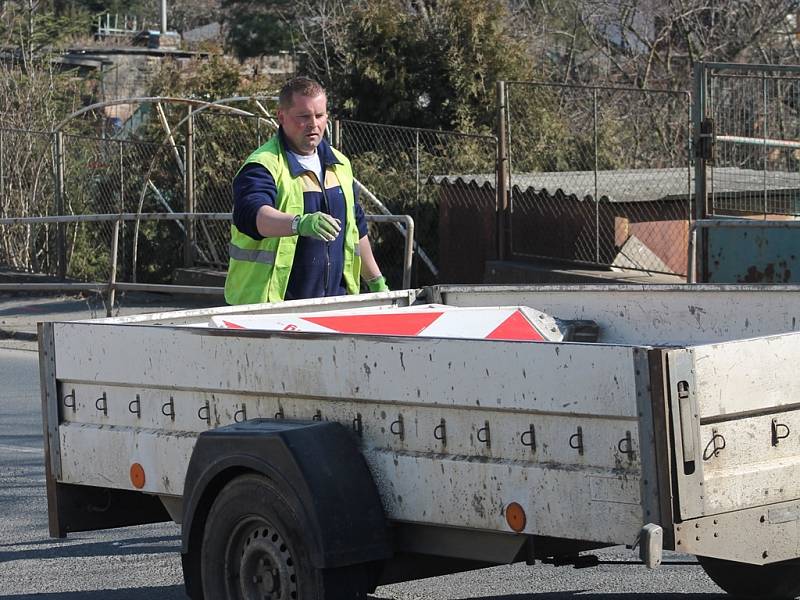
left=506, top=82, right=691, bottom=276
left=0, top=128, right=57, bottom=275
left=707, top=67, right=800, bottom=217
left=192, top=111, right=276, bottom=267
left=61, top=134, right=184, bottom=283
left=338, top=120, right=497, bottom=286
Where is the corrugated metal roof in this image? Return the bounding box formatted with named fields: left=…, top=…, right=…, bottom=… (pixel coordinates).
left=433, top=167, right=800, bottom=204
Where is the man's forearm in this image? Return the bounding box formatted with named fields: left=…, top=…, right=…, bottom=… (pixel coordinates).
left=256, top=205, right=296, bottom=237
left=358, top=235, right=382, bottom=280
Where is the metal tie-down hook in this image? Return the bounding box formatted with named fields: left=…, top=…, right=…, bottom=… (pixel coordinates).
left=197, top=400, right=210, bottom=425
left=477, top=421, right=491, bottom=448
left=63, top=389, right=76, bottom=412
left=95, top=392, right=108, bottom=416
left=520, top=424, right=536, bottom=452
left=703, top=428, right=726, bottom=460
left=352, top=413, right=363, bottom=437
left=617, top=430, right=636, bottom=459
left=161, top=396, right=175, bottom=421
left=772, top=418, right=791, bottom=446
left=128, top=394, right=141, bottom=418
left=433, top=418, right=447, bottom=447
left=569, top=426, right=584, bottom=455
left=390, top=414, right=405, bottom=440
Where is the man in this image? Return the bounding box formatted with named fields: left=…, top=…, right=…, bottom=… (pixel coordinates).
left=225, top=76, right=388, bottom=305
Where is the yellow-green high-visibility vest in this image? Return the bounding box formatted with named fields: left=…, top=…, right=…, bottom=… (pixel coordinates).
left=224, top=135, right=362, bottom=305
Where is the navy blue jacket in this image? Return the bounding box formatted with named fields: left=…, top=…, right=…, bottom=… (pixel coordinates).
left=232, top=130, right=368, bottom=300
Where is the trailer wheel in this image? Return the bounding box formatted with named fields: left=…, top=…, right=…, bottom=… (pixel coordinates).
left=698, top=555, right=800, bottom=599
left=200, top=473, right=369, bottom=600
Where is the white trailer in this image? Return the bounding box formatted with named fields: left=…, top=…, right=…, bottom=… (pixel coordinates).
left=38, top=284, right=800, bottom=599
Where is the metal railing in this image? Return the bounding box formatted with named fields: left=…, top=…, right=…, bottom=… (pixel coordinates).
left=0, top=212, right=414, bottom=313
left=0, top=96, right=424, bottom=291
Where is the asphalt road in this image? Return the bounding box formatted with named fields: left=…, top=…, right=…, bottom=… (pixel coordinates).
left=0, top=309, right=728, bottom=599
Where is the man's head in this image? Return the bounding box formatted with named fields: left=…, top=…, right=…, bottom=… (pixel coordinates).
left=277, top=76, right=328, bottom=156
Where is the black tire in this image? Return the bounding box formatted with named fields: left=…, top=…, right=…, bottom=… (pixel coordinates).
left=200, top=473, right=369, bottom=600
left=698, top=555, right=800, bottom=599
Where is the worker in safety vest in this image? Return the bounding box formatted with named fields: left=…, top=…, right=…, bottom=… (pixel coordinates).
left=225, top=76, right=388, bottom=305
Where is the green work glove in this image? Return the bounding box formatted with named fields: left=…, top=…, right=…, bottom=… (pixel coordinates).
left=296, top=212, right=341, bottom=242
left=367, top=275, right=389, bottom=292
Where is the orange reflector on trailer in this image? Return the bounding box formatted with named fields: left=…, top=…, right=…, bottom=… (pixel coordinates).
left=130, top=463, right=146, bottom=489
left=505, top=502, right=526, bottom=532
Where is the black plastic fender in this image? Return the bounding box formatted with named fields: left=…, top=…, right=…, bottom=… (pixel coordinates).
left=181, top=419, right=391, bottom=592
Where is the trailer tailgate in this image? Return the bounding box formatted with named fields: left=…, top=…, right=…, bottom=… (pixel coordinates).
left=667, top=330, right=800, bottom=520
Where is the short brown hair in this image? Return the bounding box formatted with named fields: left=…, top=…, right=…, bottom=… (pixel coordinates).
left=278, top=77, right=326, bottom=108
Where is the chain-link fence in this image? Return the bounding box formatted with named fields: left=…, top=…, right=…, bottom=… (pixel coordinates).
left=0, top=111, right=426, bottom=291
left=505, top=82, right=692, bottom=276
left=0, top=127, right=186, bottom=286
left=705, top=67, right=800, bottom=217
left=0, top=128, right=57, bottom=275
left=61, top=133, right=185, bottom=283
left=192, top=111, right=276, bottom=267
left=337, top=120, right=498, bottom=286
left=1, top=86, right=695, bottom=290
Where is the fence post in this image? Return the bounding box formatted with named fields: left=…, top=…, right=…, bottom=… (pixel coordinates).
left=332, top=119, right=341, bottom=149
left=691, top=62, right=708, bottom=283
left=762, top=73, right=769, bottom=217
left=0, top=129, right=4, bottom=200
left=55, top=131, right=67, bottom=280
left=593, top=88, right=600, bottom=263
left=414, top=130, right=420, bottom=287
left=118, top=140, right=126, bottom=279
left=184, top=105, right=195, bottom=268
left=496, top=80, right=509, bottom=261
left=107, top=218, right=120, bottom=317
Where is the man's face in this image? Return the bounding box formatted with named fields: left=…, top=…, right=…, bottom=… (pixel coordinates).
left=277, top=92, right=328, bottom=156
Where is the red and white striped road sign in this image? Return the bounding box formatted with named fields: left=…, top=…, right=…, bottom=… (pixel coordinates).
left=210, top=304, right=569, bottom=342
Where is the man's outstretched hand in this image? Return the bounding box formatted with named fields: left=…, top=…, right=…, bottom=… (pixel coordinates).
left=297, top=212, right=341, bottom=241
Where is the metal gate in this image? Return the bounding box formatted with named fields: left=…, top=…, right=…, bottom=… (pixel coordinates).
left=503, top=81, right=691, bottom=277
left=693, top=62, right=800, bottom=283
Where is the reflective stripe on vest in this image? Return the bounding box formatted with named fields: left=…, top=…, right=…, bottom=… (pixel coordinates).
left=228, top=243, right=276, bottom=266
